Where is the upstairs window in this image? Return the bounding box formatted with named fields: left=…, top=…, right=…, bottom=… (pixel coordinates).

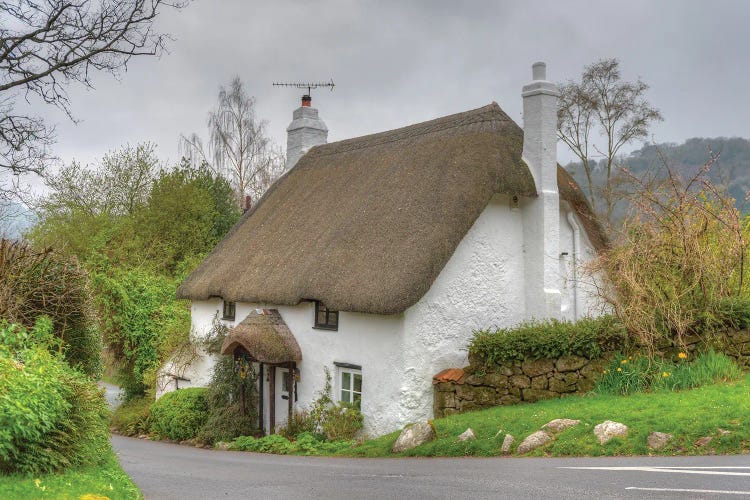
left=314, top=301, right=338, bottom=330
left=222, top=300, right=236, bottom=321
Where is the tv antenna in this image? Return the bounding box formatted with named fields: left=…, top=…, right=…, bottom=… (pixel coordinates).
left=272, top=79, right=335, bottom=96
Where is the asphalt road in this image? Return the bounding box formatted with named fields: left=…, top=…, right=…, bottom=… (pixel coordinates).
left=112, top=435, right=750, bottom=499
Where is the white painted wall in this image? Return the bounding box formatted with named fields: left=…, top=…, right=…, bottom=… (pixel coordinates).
left=162, top=193, right=600, bottom=436
left=399, top=193, right=527, bottom=427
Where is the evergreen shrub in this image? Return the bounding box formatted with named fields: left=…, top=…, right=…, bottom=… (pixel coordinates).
left=469, top=315, right=627, bottom=366
left=0, top=321, right=110, bottom=474
left=149, top=387, right=208, bottom=441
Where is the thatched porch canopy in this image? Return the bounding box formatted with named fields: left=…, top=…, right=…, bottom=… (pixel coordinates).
left=220, top=309, right=302, bottom=364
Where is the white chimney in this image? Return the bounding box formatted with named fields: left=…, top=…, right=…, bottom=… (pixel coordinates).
left=286, top=95, right=328, bottom=170
left=521, top=62, right=562, bottom=319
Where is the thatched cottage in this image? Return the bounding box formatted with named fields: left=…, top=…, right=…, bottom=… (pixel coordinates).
left=164, top=63, right=606, bottom=437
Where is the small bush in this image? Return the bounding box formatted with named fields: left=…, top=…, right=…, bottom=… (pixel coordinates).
left=111, top=396, right=152, bottom=436
left=321, top=403, right=364, bottom=441
left=278, top=408, right=320, bottom=440
left=469, top=315, right=627, bottom=366
left=230, top=434, right=295, bottom=454
left=279, top=367, right=362, bottom=442
left=149, top=388, right=208, bottom=441
left=0, top=321, right=110, bottom=474
left=197, top=404, right=258, bottom=445
left=595, top=349, right=742, bottom=396
left=228, top=432, right=355, bottom=456
left=194, top=325, right=259, bottom=445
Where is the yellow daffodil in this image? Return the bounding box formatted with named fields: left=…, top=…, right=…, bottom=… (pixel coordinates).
left=617, top=367, right=622, bottom=372
left=621, top=359, right=628, bottom=364
left=662, top=372, right=670, bottom=377
left=678, top=352, right=688, bottom=359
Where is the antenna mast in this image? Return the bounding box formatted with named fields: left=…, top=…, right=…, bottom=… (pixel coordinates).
left=273, top=79, right=335, bottom=105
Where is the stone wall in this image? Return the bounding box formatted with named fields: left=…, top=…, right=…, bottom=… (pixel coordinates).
left=433, top=329, right=750, bottom=418
left=433, top=355, right=610, bottom=418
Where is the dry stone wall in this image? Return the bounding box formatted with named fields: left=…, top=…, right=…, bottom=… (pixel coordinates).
left=433, top=329, right=750, bottom=418
left=433, top=355, right=610, bottom=418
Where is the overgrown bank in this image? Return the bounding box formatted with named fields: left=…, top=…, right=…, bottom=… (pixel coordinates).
left=345, top=373, right=750, bottom=458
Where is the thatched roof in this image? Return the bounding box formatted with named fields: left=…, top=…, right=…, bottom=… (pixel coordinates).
left=220, top=309, right=302, bottom=363
left=177, top=102, right=606, bottom=314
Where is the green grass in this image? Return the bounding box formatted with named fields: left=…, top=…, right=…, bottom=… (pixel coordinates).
left=0, top=451, right=141, bottom=499
left=342, top=374, right=750, bottom=458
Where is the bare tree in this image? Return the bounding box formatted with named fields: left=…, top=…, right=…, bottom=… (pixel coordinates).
left=558, top=59, right=663, bottom=225
left=0, top=0, right=189, bottom=192
left=180, top=77, right=284, bottom=207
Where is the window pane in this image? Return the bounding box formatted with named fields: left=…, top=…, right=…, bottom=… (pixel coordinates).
left=223, top=301, right=235, bottom=320
left=353, top=392, right=361, bottom=406
left=341, top=389, right=351, bottom=402
left=342, top=372, right=351, bottom=390
left=317, top=310, right=326, bottom=325
left=353, top=374, right=362, bottom=392
left=328, top=311, right=338, bottom=326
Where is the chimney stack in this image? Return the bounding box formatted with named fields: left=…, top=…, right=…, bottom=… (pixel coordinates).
left=286, top=95, right=328, bottom=170
left=521, top=62, right=562, bottom=320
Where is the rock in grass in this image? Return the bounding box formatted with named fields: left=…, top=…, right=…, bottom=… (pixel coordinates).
left=694, top=436, right=713, bottom=447
left=392, top=421, right=436, bottom=453
left=501, top=434, right=515, bottom=454
left=647, top=432, right=672, bottom=450
left=517, top=430, right=551, bottom=454
left=457, top=428, right=476, bottom=442
left=594, top=421, right=628, bottom=444
left=543, top=419, right=581, bottom=433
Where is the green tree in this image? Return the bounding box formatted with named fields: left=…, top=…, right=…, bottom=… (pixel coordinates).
left=136, top=160, right=241, bottom=275
left=30, top=143, right=160, bottom=261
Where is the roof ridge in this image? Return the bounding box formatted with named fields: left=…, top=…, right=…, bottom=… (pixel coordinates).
left=304, top=102, right=514, bottom=159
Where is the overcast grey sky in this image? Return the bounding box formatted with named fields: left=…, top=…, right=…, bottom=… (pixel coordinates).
left=22, top=0, right=750, bottom=185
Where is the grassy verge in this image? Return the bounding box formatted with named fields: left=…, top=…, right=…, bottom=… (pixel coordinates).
left=342, top=374, right=750, bottom=458
left=0, top=451, right=141, bottom=500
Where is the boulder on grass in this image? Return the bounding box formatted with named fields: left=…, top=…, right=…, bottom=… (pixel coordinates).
left=457, top=428, right=476, bottom=442
left=543, top=419, right=581, bottom=433
left=501, top=434, right=515, bottom=454
left=594, top=421, right=628, bottom=444
left=517, top=430, right=551, bottom=454
left=392, top=421, right=436, bottom=453
left=647, top=432, right=672, bottom=450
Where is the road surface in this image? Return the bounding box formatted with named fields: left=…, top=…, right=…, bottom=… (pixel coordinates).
left=112, top=435, right=750, bottom=499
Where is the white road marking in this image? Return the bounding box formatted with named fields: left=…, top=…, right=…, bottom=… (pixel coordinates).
left=626, top=487, right=750, bottom=495
left=559, top=466, right=750, bottom=476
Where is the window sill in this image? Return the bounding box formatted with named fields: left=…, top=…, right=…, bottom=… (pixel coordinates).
left=312, top=325, right=338, bottom=331
left=221, top=317, right=235, bottom=322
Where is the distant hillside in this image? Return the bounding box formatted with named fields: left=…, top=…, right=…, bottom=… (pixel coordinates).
left=0, top=199, right=34, bottom=239
left=564, top=137, right=750, bottom=216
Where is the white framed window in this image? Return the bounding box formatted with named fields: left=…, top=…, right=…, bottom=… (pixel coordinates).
left=335, top=362, right=361, bottom=406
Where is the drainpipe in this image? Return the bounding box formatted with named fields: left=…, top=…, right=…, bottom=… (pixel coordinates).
left=566, top=211, right=582, bottom=320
